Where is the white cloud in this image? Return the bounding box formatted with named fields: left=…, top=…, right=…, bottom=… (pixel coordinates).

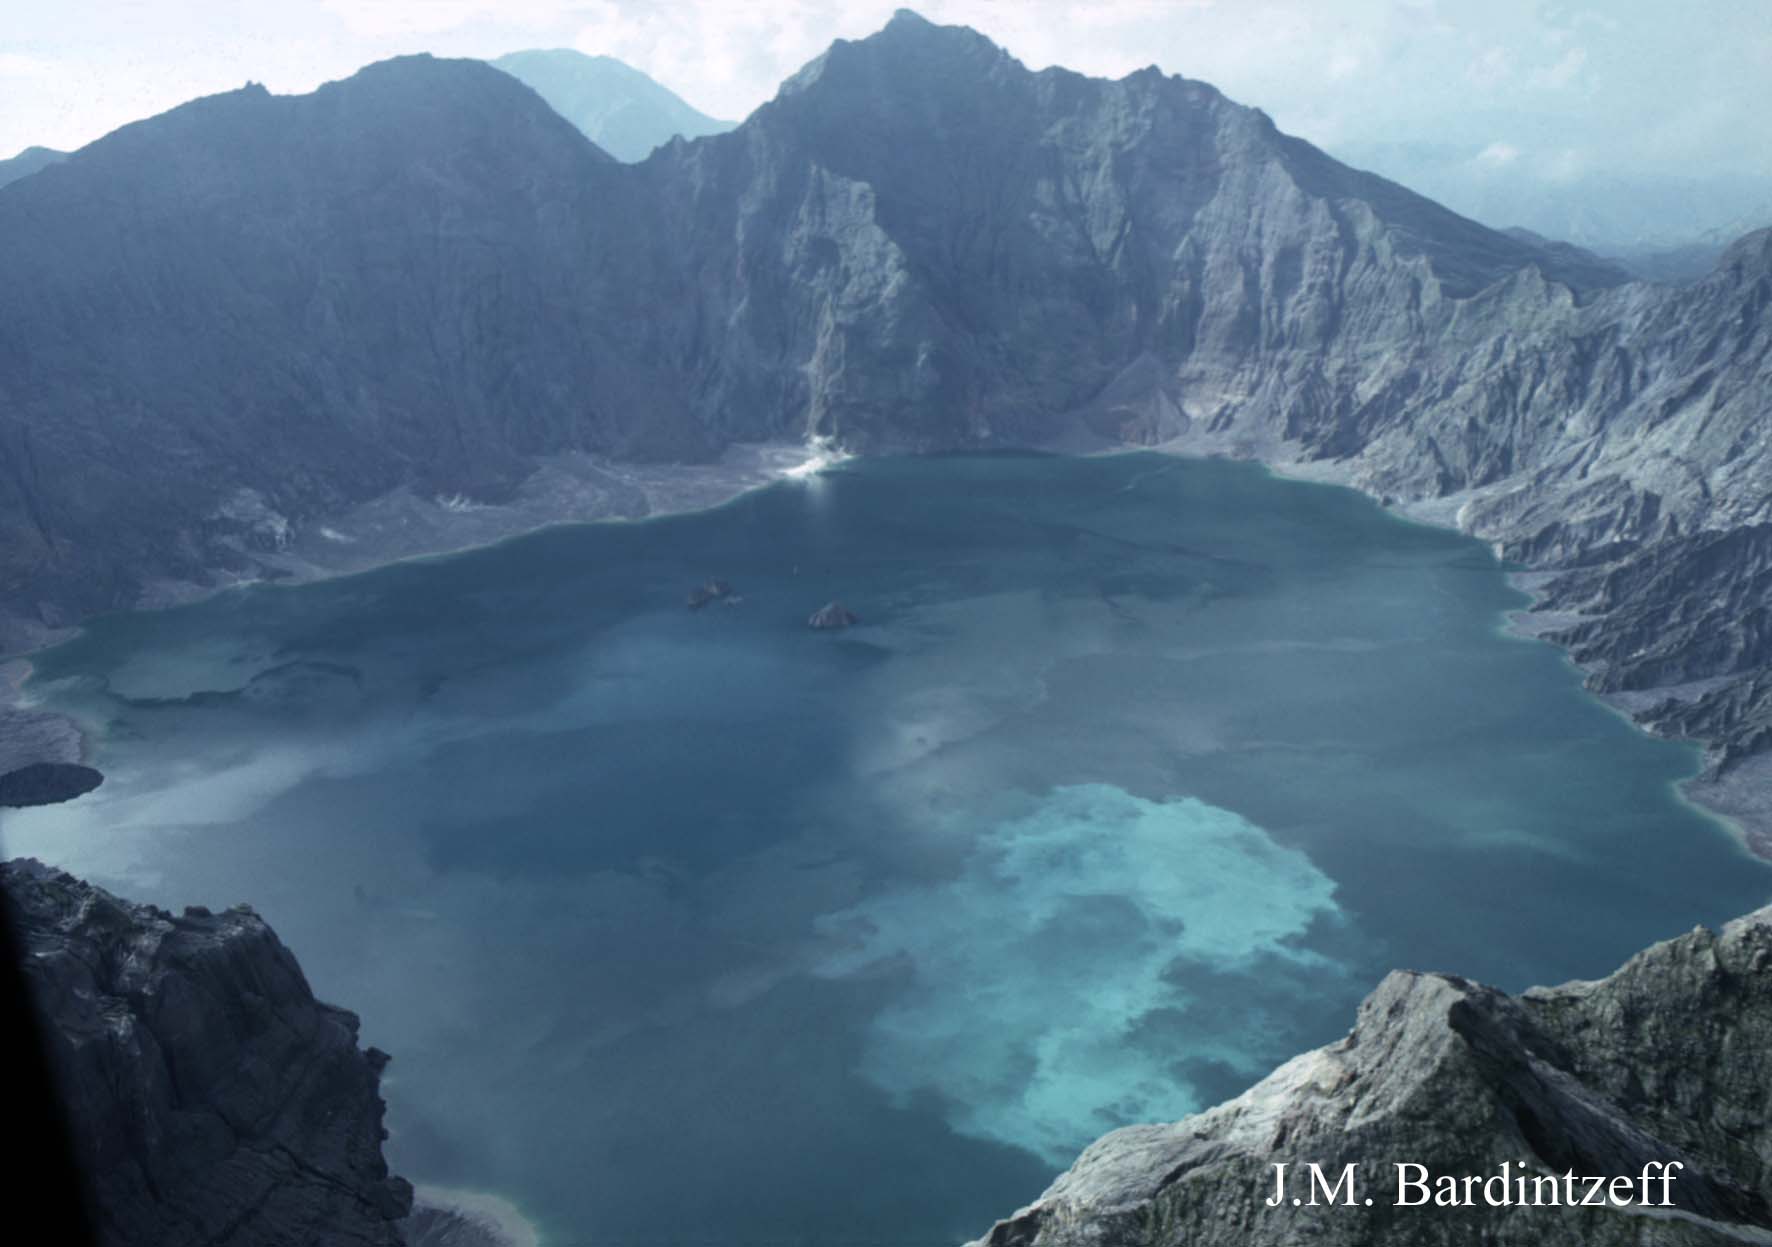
left=318, top=0, right=592, bottom=37
left=1466, top=45, right=1510, bottom=88
left=1473, top=140, right=1520, bottom=168
left=1571, top=8, right=1620, bottom=34
left=1542, top=146, right=1589, bottom=183
left=0, top=52, right=57, bottom=79
left=1327, top=49, right=1363, bottom=80
left=1534, top=44, right=1587, bottom=89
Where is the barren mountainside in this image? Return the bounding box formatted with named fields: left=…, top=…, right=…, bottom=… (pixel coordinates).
left=0, top=11, right=1766, bottom=796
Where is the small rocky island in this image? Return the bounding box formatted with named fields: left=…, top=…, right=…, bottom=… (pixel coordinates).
left=0, top=761, right=104, bottom=808
left=807, top=601, right=859, bottom=630
left=686, top=579, right=735, bottom=609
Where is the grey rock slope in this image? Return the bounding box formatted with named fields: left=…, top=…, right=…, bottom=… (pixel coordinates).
left=0, top=143, right=67, bottom=190
left=0, top=11, right=1766, bottom=806
left=635, top=10, right=1631, bottom=453
left=490, top=48, right=734, bottom=161
left=0, top=858, right=412, bottom=1246
left=973, top=909, right=1772, bottom=1247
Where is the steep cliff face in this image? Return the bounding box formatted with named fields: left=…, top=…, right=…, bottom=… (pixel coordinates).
left=1279, top=228, right=1772, bottom=783
left=0, top=858, right=412, bottom=1247
left=0, top=12, right=1765, bottom=788
left=640, top=10, right=1630, bottom=453
left=972, top=908, right=1772, bottom=1247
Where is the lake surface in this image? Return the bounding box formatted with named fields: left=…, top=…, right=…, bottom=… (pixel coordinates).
left=7, top=452, right=1768, bottom=1246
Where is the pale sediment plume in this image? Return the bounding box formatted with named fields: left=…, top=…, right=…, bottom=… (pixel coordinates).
left=812, top=783, right=1345, bottom=1164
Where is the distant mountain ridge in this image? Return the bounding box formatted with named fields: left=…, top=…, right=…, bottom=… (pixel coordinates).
left=0, top=144, right=68, bottom=191
left=1330, top=138, right=1772, bottom=259
left=0, top=11, right=1765, bottom=824
left=490, top=48, right=734, bottom=160
left=1603, top=213, right=1772, bottom=285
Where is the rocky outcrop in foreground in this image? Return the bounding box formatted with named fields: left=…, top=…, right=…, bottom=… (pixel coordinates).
left=973, top=910, right=1772, bottom=1247
left=1, top=859, right=412, bottom=1247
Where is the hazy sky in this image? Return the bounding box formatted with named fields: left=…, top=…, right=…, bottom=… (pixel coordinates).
left=6, top=1, right=1770, bottom=242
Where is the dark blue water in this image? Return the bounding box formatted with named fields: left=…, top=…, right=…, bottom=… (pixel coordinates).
left=7, top=452, right=1767, bottom=1246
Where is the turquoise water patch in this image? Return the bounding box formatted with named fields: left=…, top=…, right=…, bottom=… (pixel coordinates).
left=815, top=784, right=1345, bottom=1162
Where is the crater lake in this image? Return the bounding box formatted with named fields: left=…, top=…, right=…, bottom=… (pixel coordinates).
left=6, top=451, right=1767, bottom=1246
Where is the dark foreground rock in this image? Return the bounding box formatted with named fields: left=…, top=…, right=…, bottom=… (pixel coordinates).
left=972, top=910, right=1772, bottom=1247
left=0, top=859, right=412, bottom=1247
left=807, top=601, right=859, bottom=630
left=0, top=761, right=104, bottom=807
